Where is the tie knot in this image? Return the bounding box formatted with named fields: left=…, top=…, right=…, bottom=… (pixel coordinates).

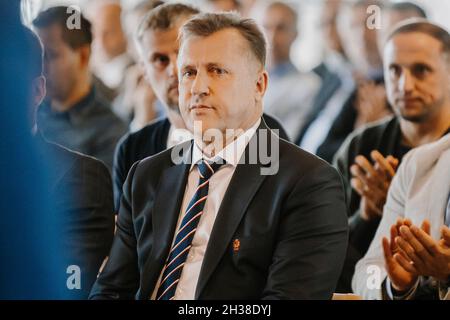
left=197, top=159, right=224, bottom=180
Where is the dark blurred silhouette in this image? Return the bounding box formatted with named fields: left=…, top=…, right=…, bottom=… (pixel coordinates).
left=0, top=0, right=67, bottom=299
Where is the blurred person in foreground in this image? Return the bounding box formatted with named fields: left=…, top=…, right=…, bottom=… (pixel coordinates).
left=0, top=2, right=65, bottom=299
left=29, top=27, right=115, bottom=299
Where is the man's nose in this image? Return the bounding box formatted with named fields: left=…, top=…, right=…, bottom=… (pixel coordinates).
left=191, top=72, right=210, bottom=97
left=398, top=70, right=414, bottom=94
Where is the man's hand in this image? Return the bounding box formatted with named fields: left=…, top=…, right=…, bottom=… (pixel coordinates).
left=395, top=221, right=450, bottom=282
left=382, top=218, right=419, bottom=292
left=350, top=151, right=399, bottom=221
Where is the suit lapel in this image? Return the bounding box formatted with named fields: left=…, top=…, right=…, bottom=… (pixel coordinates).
left=139, top=142, right=192, bottom=299
left=195, top=123, right=273, bottom=298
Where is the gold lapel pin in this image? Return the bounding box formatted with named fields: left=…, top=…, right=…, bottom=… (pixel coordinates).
left=233, top=239, right=240, bottom=252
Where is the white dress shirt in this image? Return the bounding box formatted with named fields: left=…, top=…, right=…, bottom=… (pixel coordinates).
left=151, top=119, right=261, bottom=299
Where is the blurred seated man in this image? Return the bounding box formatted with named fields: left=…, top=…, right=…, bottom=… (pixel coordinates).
left=89, top=0, right=133, bottom=92
left=353, top=132, right=450, bottom=300
left=262, top=1, right=320, bottom=141
left=113, top=3, right=289, bottom=210
left=117, top=0, right=165, bottom=129
left=26, top=27, right=115, bottom=299
left=297, top=0, right=355, bottom=153
left=335, top=20, right=450, bottom=291
left=33, top=6, right=127, bottom=171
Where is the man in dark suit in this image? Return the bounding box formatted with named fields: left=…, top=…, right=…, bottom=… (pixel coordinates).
left=27, top=27, right=115, bottom=299
left=113, top=3, right=288, bottom=210
left=90, top=11, right=348, bottom=300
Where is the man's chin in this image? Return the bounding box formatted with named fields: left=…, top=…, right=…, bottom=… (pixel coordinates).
left=400, top=111, right=429, bottom=123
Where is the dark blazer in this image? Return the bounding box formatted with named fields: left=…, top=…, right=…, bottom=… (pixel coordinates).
left=90, top=119, right=348, bottom=300
left=316, top=75, right=385, bottom=163
left=113, top=114, right=289, bottom=210
left=39, top=138, right=115, bottom=299
left=295, top=63, right=342, bottom=146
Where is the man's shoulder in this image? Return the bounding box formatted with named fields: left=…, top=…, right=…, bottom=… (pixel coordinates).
left=124, top=117, right=170, bottom=145
left=117, top=117, right=170, bottom=156
left=337, top=116, right=398, bottom=159
left=279, top=138, right=334, bottom=173
left=350, top=116, right=397, bottom=143
left=48, top=141, right=109, bottom=172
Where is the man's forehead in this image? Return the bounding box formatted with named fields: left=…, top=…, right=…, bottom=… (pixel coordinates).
left=179, top=29, right=249, bottom=62
left=142, top=27, right=180, bottom=52
left=385, top=33, right=443, bottom=60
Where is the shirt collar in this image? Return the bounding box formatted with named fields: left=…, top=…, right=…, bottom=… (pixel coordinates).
left=190, top=118, right=261, bottom=171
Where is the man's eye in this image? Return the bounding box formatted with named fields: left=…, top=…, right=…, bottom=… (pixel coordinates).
left=183, top=70, right=195, bottom=77
left=212, top=68, right=226, bottom=75
left=152, top=55, right=169, bottom=66
left=412, top=65, right=430, bottom=78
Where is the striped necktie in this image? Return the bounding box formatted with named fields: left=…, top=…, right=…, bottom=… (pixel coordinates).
left=156, top=159, right=224, bottom=300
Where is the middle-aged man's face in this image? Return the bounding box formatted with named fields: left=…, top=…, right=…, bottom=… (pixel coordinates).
left=36, top=24, right=87, bottom=103
left=139, top=21, right=186, bottom=113
left=262, top=4, right=297, bottom=66
left=178, top=28, right=266, bottom=134
left=384, top=32, right=450, bottom=122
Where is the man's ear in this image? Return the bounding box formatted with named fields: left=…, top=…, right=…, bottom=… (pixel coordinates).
left=32, top=75, right=46, bottom=107
left=255, top=69, right=269, bottom=102
left=78, top=45, right=91, bottom=69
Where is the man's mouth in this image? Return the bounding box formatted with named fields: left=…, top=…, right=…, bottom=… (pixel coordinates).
left=189, top=104, right=213, bottom=111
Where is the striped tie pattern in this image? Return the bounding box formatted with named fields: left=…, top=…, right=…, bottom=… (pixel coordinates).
left=156, top=160, right=224, bottom=300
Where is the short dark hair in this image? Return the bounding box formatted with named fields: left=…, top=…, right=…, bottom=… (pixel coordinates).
left=32, top=6, right=92, bottom=49
left=386, top=20, right=450, bottom=56
left=180, top=12, right=267, bottom=67
left=136, top=3, right=199, bottom=42
left=387, top=1, right=427, bottom=19
left=23, top=27, right=44, bottom=79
